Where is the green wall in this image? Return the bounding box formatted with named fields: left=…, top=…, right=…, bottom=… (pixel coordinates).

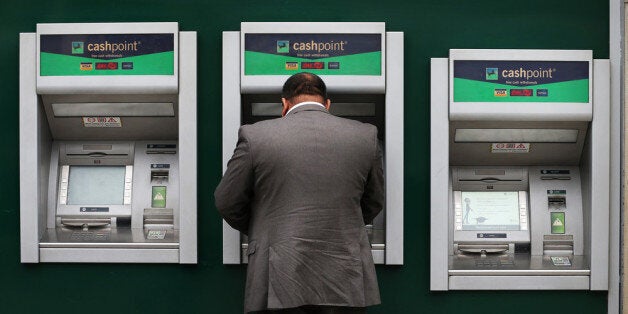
left=0, top=0, right=610, bottom=313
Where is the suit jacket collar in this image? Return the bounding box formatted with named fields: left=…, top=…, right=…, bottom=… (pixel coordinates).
left=285, top=102, right=329, bottom=116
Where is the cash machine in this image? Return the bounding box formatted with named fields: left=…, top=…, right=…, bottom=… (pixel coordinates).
left=222, top=22, right=404, bottom=264
left=19, top=22, right=197, bottom=263
left=430, top=49, right=610, bottom=290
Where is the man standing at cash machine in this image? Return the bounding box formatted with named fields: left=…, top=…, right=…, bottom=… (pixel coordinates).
left=215, top=72, right=384, bottom=313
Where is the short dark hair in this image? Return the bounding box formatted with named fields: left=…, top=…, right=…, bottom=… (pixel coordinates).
left=281, top=72, right=327, bottom=101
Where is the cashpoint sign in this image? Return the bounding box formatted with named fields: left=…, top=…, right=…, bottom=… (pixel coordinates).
left=244, top=33, right=382, bottom=75
left=453, top=60, right=589, bottom=103
left=40, top=33, right=175, bottom=76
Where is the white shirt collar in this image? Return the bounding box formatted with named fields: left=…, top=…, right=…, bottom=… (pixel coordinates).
left=286, top=101, right=326, bottom=115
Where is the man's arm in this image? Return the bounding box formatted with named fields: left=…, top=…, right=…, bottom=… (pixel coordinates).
left=360, top=128, right=385, bottom=224
left=214, top=126, right=254, bottom=235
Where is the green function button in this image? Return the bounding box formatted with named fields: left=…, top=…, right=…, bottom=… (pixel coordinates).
left=152, top=186, right=167, bottom=208
left=551, top=212, right=565, bottom=234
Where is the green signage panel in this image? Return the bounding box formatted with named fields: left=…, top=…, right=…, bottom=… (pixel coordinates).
left=40, top=34, right=175, bottom=76
left=151, top=186, right=167, bottom=208
left=244, top=33, right=381, bottom=75
left=550, top=212, right=565, bottom=234
left=453, top=60, right=589, bottom=103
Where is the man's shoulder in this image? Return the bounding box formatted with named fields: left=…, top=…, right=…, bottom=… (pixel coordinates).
left=328, top=115, right=378, bottom=134
left=240, top=117, right=283, bottom=134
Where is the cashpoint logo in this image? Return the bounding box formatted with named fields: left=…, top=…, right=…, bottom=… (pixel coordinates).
left=501, top=67, right=555, bottom=80
left=485, top=68, right=498, bottom=80
left=86, top=40, right=140, bottom=53
left=71, top=42, right=84, bottom=54
left=292, top=40, right=346, bottom=53
left=277, top=40, right=290, bottom=53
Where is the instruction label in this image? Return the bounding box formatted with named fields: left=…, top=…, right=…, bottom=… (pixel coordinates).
left=146, top=230, right=166, bottom=240
left=82, top=117, right=122, bottom=128
left=550, top=256, right=572, bottom=266
left=490, top=143, right=530, bottom=153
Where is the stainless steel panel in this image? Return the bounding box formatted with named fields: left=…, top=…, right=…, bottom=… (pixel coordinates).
left=221, top=31, right=242, bottom=264
left=40, top=227, right=179, bottom=247
left=384, top=31, right=404, bottom=265
left=589, top=59, right=610, bottom=290
left=449, top=254, right=589, bottom=276
left=429, top=58, right=450, bottom=290
left=40, top=248, right=179, bottom=263
left=449, top=276, right=590, bottom=290
left=608, top=13, right=621, bottom=310
left=20, top=33, right=45, bottom=263
left=178, top=31, right=198, bottom=264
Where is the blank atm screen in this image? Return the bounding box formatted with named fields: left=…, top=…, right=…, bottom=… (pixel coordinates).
left=461, top=191, right=520, bottom=231
left=67, top=166, right=126, bottom=205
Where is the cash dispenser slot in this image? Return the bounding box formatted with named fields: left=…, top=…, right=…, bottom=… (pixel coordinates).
left=144, top=208, right=174, bottom=229
left=146, top=150, right=176, bottom=154
left=541, top=176, right=571, bottom=180
left=543, top=235, right=574, bottom=255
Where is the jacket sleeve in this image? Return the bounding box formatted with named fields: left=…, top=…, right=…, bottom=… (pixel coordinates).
left=360, top=127, right=385, bottom=224
left=214, top=126, right=254, bottom=235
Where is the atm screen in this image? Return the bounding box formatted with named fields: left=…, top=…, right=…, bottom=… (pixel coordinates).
left=67, top=166, right=126, bottom=205
left=460, top=191, right=520, bottom=231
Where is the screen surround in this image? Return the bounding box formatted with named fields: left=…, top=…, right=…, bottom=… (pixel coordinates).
left=67, top=166, right=126, bottom=205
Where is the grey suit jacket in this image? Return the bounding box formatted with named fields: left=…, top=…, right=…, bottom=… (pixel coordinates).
left=215, top=103, right=384, bottom=313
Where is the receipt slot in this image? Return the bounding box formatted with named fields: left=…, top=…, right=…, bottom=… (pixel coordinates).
left=430, top=50, right=610, bottom=290
left=19, top=23, right=197, bottom=263
left=222, top=22, right=404, bottom=265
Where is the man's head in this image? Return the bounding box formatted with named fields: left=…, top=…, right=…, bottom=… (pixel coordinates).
left=281, top=72, right=331, bottom=116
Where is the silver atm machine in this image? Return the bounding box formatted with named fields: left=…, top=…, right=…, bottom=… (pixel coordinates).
left=222, top=22, right=404, bottom=265
left=430, top=49, right=610, bottom=290
left=19, top=22, right=197, bottom=263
